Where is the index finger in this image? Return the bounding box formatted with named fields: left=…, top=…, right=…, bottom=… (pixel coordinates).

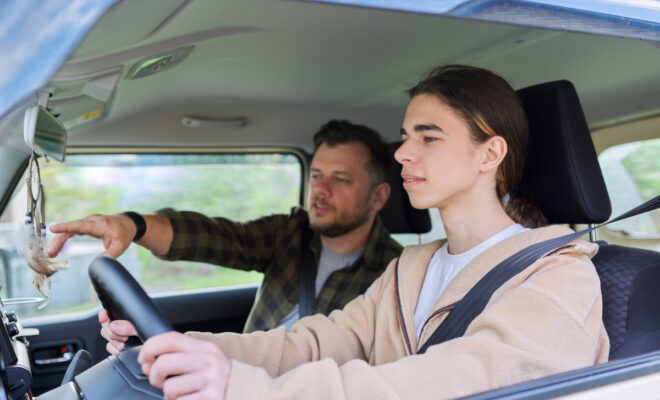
left=47, top=232, right=73, bottom=257
left=49, top=218, right=98, bottom=235
left=49, top=217, right=113, bottom=248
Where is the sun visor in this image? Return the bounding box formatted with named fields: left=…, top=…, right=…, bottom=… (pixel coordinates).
left=46, top=66, right=122, bottom=131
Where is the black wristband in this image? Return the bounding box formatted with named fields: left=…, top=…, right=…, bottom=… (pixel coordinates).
left=123, top=211, right=146, bottom=242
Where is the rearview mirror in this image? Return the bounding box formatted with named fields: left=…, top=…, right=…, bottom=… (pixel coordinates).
left=24, top=105, right=67, bottom=162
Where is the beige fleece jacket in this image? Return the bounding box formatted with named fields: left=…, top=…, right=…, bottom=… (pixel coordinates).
left=189, top=225, right=610, bottom=399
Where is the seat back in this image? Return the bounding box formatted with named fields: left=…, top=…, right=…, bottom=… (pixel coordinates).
left=516, top=80, right=660, bottom=359
left=593, top=245, right=660, bottom=359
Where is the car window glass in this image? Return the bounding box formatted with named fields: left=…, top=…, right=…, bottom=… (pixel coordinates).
left=599, top=138, right=660, bottom=236
left=0, top=152, right=302, bottom=318
left=392, top=208, right=446, bottom=246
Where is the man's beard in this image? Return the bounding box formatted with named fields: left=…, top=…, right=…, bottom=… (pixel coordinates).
left=310, top=200, right=372, bottom=238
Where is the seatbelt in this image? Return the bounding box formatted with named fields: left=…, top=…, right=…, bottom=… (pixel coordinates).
left=298, top=227, right=317, bottom=318
left=418, top=194, right=660, bottom=354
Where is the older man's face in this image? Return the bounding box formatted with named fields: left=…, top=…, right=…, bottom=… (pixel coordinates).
left=308, top=142, right=376, bottom=237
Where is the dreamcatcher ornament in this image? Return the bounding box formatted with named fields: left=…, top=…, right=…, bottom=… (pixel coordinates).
left=14, top=152, right=67, bottom=308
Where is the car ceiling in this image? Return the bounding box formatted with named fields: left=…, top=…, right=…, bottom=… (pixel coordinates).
left=29, top=0, right=660, bottom=150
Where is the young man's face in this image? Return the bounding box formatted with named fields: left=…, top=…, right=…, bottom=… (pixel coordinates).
left=308, top=142, right=377, bottom=237
left=396, top=94, right=488, bottom=211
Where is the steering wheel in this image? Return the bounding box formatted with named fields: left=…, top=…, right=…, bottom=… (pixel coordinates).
left=88, top=256, right=172, bottom=341
left=35, top=257, right=171, bottom=399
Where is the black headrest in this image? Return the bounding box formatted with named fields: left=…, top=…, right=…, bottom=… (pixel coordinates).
left=516, top=80, right=611, bottom=224
left=379, top=142, right=431, bottom=234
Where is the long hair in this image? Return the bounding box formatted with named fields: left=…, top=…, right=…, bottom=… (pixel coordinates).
left=408, top=65, right=547, bottom=227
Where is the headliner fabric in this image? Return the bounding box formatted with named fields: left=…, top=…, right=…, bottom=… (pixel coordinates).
left=516, top=80, right=612, bottom=224
left=379, top=142, right=431, bottom=234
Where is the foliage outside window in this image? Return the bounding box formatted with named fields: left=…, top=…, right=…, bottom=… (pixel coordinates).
left=598, top=138, right=660, bottom=236
left=0, top=153, right=302, bottom=318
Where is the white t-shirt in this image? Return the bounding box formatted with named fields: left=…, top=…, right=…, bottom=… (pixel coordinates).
left=414, top=224, right=529, bottom=340
left=277, top=246, right=363, bottom=331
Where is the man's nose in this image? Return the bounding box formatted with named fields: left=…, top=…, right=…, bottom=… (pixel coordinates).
left=394, top=140, right=415, bottom=164
left=310, top=178, right=331, bottom=197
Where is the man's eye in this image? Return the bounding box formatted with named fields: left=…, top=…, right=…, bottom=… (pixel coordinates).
left=424, top=136, right=437, bottom=143
left=336, top=177, right=348, bottom=183
left=311, top=174, right=320, bottom=180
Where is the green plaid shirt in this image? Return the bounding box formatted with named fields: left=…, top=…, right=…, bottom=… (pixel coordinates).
left=156, top=207, right=402, bottom=332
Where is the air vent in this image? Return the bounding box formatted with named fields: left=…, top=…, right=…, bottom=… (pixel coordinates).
left=126, top=46, right=193, bottom=80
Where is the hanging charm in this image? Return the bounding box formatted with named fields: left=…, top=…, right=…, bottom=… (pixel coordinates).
left=15, top=152, right=67, bottom=308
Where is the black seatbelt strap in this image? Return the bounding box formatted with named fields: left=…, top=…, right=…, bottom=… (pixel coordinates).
left=298, top=227, right=317, bottom=318
left=418, top=194, right=660, bottom=354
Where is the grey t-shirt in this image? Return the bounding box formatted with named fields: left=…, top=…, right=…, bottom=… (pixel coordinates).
left=277, top=246, right=363, bottom=331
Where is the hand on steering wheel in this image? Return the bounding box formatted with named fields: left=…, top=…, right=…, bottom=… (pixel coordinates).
left=89, top=255, right=172, bottom=342
left=98, top=308, right=137, bottom=355
left=89, top=256, right=231, bottom=399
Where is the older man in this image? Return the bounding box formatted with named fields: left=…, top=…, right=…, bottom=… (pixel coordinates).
left=49, top=119, right=402, bottom=333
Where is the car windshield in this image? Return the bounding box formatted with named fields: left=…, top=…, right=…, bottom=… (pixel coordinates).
left=0, top=0, right=116, bottom=121
left=317, top=0, right=660, bottom=26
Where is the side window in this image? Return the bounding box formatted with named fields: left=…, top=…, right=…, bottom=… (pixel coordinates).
left=598, top=138, right=660, bottom=236
left=391, top=208, right=446, bottom=246
left=0, top=152, right=303, bottom=318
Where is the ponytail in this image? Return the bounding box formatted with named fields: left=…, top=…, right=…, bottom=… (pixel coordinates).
left=504, top=193, right=548, bottom=228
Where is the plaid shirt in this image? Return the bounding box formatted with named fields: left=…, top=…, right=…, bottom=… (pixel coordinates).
left=157, top=207, right=402, bottom=332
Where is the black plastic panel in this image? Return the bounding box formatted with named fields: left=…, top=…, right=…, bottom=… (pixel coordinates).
left=25, top=285, right=257, bottom=395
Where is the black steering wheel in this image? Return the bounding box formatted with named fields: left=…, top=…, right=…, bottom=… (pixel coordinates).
left=88, top=256, right=172, bottom=341
left=36, top=257, right=171, bottom=399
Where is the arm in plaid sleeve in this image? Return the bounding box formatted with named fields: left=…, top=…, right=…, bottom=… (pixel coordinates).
left=155, top=207, right=306, bottom=273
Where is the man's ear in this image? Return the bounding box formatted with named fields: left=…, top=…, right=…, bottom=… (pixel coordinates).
left=480, top=136, right=507, bottom=173
left=371, top=182, right=391, bottom=212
